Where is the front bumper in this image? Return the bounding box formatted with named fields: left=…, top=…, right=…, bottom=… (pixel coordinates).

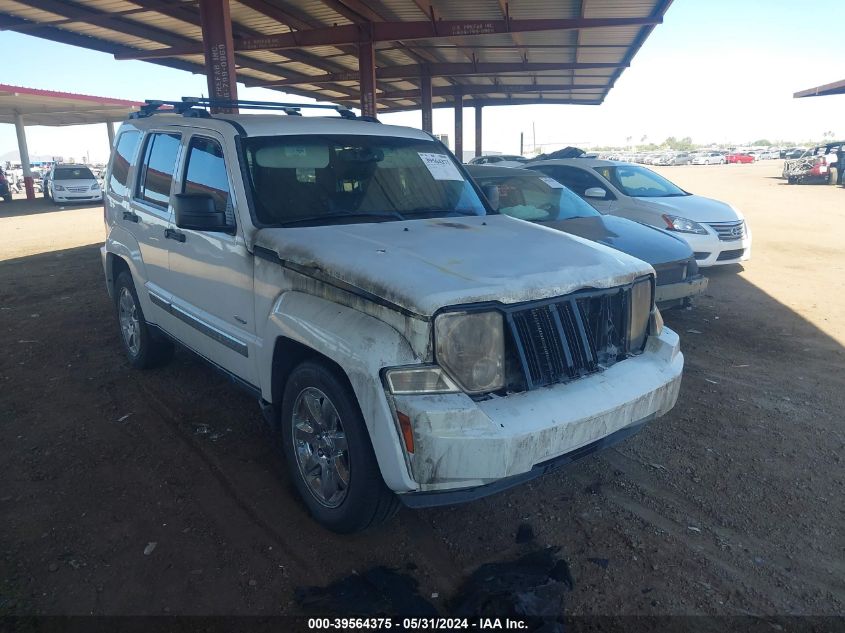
left=678, top=232, right=752, bottom=268
left=53, top=192, right=103, bottom=203
left=655, top=273, right=708, bottom=306
left=393, top=326, right=683, bottom=498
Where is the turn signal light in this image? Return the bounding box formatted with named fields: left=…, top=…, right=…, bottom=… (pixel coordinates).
left=397, top=411, right=415, bottom=454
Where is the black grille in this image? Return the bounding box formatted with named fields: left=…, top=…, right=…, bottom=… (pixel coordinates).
left=707, top=220, right=746, bottom=241
left=717, top=249, right=745, bottom=261
left=506, top=288, right=628, bottom=390
left=653, top=261, right=687, bottom=286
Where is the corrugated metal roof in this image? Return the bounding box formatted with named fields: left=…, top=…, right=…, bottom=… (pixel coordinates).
left=0, top=0, right=673, bottom=112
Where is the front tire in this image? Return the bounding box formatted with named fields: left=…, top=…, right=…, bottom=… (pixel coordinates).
left=114, top=270, right=174, bottom=369
left=280, top=360, right=399, bottom=533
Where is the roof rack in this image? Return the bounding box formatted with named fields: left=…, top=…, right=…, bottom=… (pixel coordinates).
left=130, top=97, right=358, bottom=120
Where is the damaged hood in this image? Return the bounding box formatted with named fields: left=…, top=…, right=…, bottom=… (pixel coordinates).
left=635, top=194, right=744, bottom=223
left=255, top=215, right=652, bottom=318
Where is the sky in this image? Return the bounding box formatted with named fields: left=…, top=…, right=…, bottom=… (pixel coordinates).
left=1, top=0, right=843, bottom=163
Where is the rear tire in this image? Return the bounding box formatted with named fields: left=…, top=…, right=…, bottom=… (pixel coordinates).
left=280, top=360, right=399, bottom=533
left=2, top=194, right=10, bottom=203
left=114, top=270, right=174, bottom=369
left=828, top=166, right=839, bottom=186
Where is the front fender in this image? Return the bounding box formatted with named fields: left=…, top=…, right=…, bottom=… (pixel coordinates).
left=259, top=290, right=421, bottom=492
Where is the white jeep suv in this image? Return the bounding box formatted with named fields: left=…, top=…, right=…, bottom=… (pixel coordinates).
left=101, top=99, right=683, bottom=533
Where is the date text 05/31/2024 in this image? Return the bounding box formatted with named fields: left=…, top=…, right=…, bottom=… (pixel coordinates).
left=307, top=617, right=529, bottom=630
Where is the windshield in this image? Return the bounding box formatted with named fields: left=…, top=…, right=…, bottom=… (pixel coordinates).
left=242, top=134, right=486, bottom=226
left=54, top=167, right=95, bottom=180
left=594, top=165, right=689, bottom=198
left=475, top=172, right=600, bottom=221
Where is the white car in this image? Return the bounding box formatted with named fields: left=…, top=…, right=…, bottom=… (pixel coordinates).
left=100, top=99, right=683, bottom=533
left=46, top=164, right=103, bottom=204
left=692, top=151, right=725, bottom=165
left=527, top=159, right=751, bottom=268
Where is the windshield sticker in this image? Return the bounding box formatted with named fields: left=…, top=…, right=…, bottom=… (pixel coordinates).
left=539, top=176, right=564, bottom=189
left=418, top=153, right=464, bottom=181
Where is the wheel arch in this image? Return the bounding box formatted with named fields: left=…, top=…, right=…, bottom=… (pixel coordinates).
left=261, top=291, right=421, bottom=492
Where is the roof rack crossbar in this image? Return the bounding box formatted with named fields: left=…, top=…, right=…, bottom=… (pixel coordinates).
left=129, top=97, right=357, bottom=119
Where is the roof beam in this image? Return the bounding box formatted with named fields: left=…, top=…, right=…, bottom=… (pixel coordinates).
left=114, top=17, right=662, bottom=59
left=376, top=97, right=604, bottom=113
left=377, top=83, right=607, bottom=100
left=257, top=62, right=625, bottom=86
left=0, top=13, right=351, bottom=105
left=794, top=78, right=845, bottom=98
left=9, top=0, right=339, bottom=90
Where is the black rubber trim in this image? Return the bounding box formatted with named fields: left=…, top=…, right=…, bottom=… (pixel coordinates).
left=215, top=118, right=248, bottom=137
left=253, top=245, right=429, bottom=321
left=147, top=323, right=261, bottom=399
left=397, top=416, right=653, bottom=508
left=148, top=291, right=249, bottom=357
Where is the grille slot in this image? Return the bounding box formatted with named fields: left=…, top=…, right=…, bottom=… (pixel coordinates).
left=707, top=220, right=746, bottom=241
left=507, top=288, right=628, bottom=391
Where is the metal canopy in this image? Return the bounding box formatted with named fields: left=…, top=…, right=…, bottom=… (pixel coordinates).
left=0, top=83, right=143, bottom=125
left=794, top=79, right=845, bottom=99
left=0, top=0, right=673, bottom=113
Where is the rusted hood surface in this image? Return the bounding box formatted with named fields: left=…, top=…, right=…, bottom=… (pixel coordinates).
left=255, top=215, right=652, bottom=317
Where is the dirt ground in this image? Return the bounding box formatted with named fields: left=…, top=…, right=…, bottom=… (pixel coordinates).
left=1, top=161, right=843, bottom=617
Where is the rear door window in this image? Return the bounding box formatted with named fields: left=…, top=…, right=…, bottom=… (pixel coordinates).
left=108, top=130, right=141, bottom=197
left=136, top=132, right=181, bottom=208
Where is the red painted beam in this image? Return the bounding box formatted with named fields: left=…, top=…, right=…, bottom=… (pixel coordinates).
left=454, top=88, right=463, bottom=161
left=114, top=17, right=661, bottom=59
left=199, top=0, right=238, bottom=112
left=420, top=74, right=432, bottom=132
left=358, top=33, right=377, bottom=119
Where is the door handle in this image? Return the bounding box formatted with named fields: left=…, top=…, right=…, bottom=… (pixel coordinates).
left=164, top=228, right=186, bottom=243
left=122, top=211, right=140, bottom=223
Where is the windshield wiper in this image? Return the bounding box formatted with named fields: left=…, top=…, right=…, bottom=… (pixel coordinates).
left=401, top=207, right=479, bottom=217
left=279, top=210, right=405, bottom=227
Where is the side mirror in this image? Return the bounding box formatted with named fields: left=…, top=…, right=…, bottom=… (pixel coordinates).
left=482, top=184, right=500, bottom=211
left=584, top=187, right=607, bottom=199
left=173, top=193, right=228, bottom=232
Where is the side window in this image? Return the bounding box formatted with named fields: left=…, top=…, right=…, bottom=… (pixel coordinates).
left=107, top=130, right=140, bottom=197
left=537, top=166, right=613, bottom=200
left=183, top=137, right=233, bottom=226
left=136, top=132, right=181, bottom=208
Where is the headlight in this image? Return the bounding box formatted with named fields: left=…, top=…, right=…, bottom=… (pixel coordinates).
left=384, top=365, right=459, bottom=395
left=90, top=183, right=100, bottom=190
left=435, top=311, right=505, bottom=394
left=661, top=214, right=708, bottom=234
left=628, top=277, right=653, bottom=353
left=54, top=184, right=65, bottom=191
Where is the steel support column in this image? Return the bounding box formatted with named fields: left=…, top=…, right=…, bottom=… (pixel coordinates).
left=106, top=121, right=115, bottom=148
left=420, top=72, right=432, bottom=133
left=14, top=113, right=34, bottom=200
left=198, top=0, right=238, bottom=113
left=474, top=104, right=482, bottom=158
left=358, top=33, right=377, bottom=119
left=454, top=89, right=463, bottom=161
